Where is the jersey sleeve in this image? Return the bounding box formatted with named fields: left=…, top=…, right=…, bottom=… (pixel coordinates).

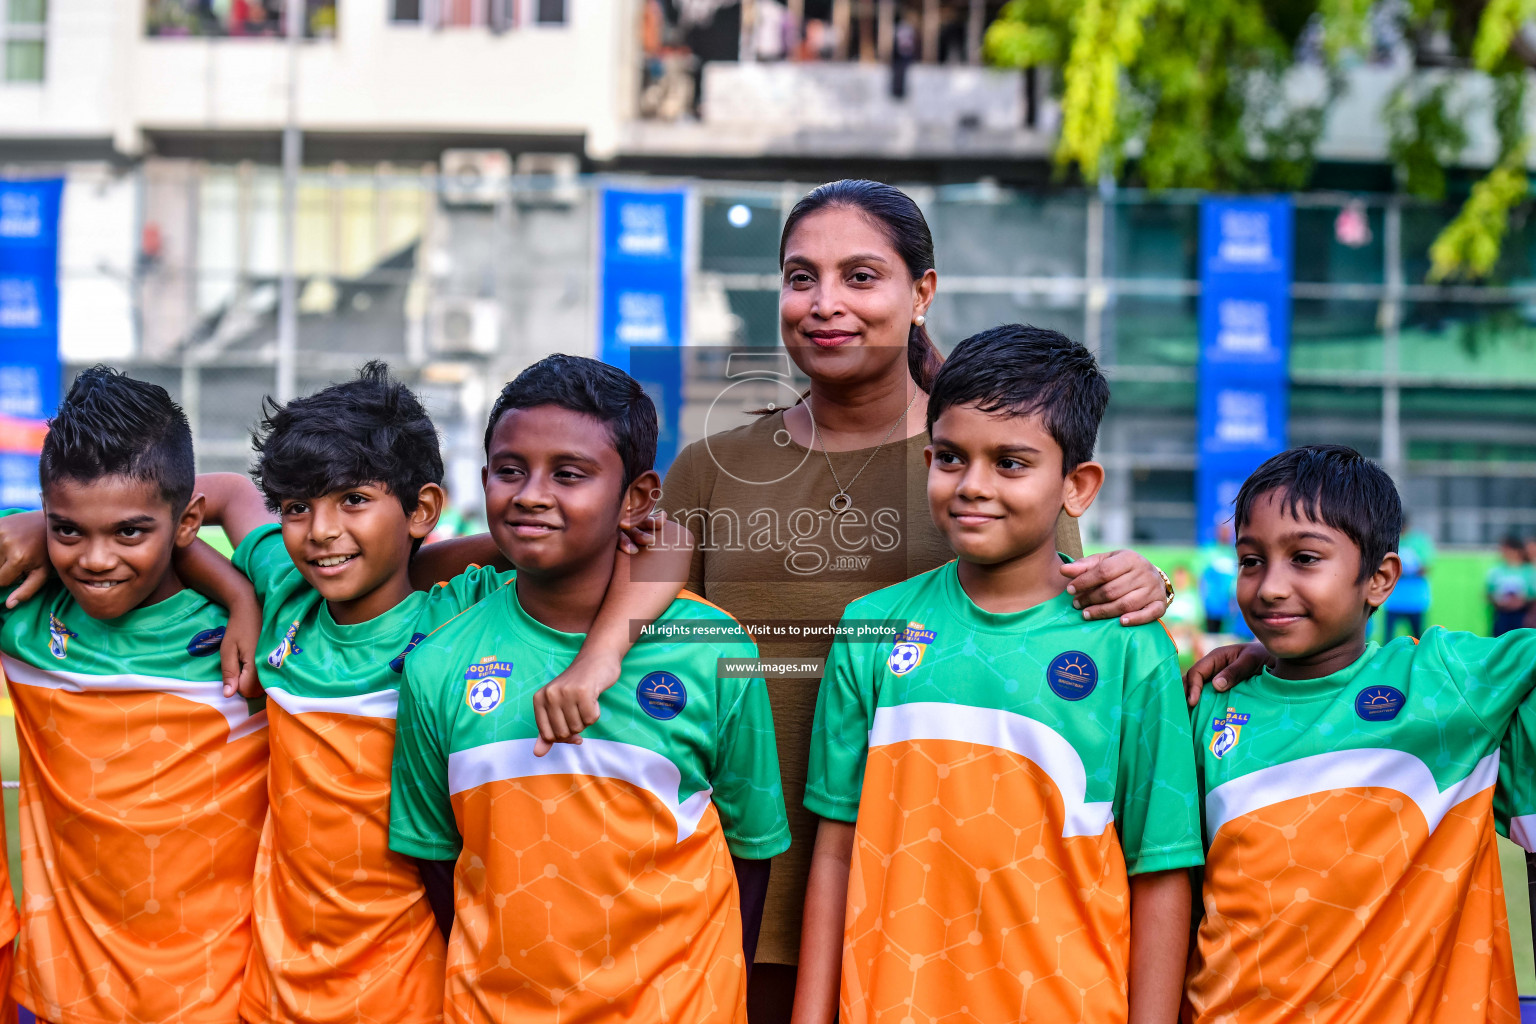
left=1496, top=695, right=1536, bottom=850
left=231, top=522, right=298, bottom=601
left=803, top=618, right=878, bottom=823
left=422, top=564, right=515, bottom=621
left=710, top=663, right=791, bottom=860
left=387, top=651, right=462, bottom=861
left=1439, top=628, right=1536, bottom=739
left=1114, top=628, right=1205, bottom=875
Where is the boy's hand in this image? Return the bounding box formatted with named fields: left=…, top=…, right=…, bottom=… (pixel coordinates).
left=1062, top=551, right=1168, bottom=626
left=532, top=650, right=623, bottom=756
left=220, top=597, right=264, bottom=699
left=0, top=509, right=50, bottom=609
left=617, top=509, right=671, bottom=556
left=1183, top=641, right=1271, bottom=707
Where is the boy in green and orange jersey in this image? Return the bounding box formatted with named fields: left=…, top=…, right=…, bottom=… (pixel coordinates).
left=1185, top=444, right=1536, bottom=1024
left=0, top=368, right=268, bottom=1024
left=388, top=354, right=789, bottom=1024
left=189, top=362, right=691, bottom=1024
left=797, top=325, right=1202, bottom=1024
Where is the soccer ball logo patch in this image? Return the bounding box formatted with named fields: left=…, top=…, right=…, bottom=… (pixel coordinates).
left=464, top=656, right=514, bottom=715
left=886, top=622, right=936, bottom=676
left=467, top=678, right=503, bottom=714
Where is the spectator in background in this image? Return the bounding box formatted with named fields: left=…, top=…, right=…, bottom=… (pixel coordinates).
left=1200, top=521, right=1238, bottom=633
left=1382, top=513, right=1434, bottom=639
left=1489, top=535, right=1532, bottom=636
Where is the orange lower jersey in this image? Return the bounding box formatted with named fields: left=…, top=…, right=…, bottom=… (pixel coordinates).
left=7, top=676, right=268, bottom=1024
left=842, top=739, right=1131, bottom=1024
left=241, top=703, right=445, bottom=1024
left=445, top=775, right=748, bottom=1024
left=1186, top=785, right=1519, bottom=1024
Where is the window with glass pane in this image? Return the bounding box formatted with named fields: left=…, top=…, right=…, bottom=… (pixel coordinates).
left=534, top=0, right=567, bottom=23
left=0, top=0, right=43, bottom=82
left=391, top=0, right=422, bottom=21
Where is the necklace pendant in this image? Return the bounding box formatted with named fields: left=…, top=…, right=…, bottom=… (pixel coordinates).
left=829, top=493, right=854, bottom=515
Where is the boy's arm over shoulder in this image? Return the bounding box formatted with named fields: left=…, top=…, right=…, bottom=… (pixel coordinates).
left=1115, top=624, right=1205, bottom=875
left=388, top=640, right=464, bottom=863
left=1427, top=627, right=1536, bottom=736
left=803, top=606, right=882, bottom=824
left=710, top=635, right=791, bottom=860
left=230, top=522, right=300, bottom=604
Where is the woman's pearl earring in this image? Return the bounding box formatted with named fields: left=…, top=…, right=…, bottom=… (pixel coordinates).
left=913, top=314, right=926, bottom=327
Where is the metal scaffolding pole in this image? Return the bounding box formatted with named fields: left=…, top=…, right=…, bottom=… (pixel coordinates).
left=276, top=0, right=303, bottom=402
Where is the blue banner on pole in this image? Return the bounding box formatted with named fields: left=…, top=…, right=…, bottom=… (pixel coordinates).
left=1197, top=196, right=1292, bottom=543
left=599, top=187, right=687, bottom=474
left=0, top=178, right=62, bottom=510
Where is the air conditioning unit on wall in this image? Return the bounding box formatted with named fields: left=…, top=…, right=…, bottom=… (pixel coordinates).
left=428, top=296, right=501, bottom=356
left=441, top=149, right=512, bottom=207
left=514, top=152, right=580, bottom=208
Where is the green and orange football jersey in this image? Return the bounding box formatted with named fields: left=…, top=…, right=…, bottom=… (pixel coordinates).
left=1493, top=630, right=1536, bottom=854
left=388, top=584, right=790, bottom=1024
left=1186, top=628, right=1536, bottom=1024
left=806, top=562, right=1203, bottom=1024
left=0, top=579, right=268, bottom=1024
left=233, top=524, right=514, bottom=1024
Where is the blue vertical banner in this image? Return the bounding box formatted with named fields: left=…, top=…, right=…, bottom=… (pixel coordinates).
left=599, top=187, right=687, bottom=473
left=1197, top=196, right=1292, bottom=543
left=0, top=179, right=63, bottom=510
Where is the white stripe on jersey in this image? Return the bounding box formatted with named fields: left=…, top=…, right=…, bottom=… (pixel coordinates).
left=448, top=737, right=715, bottom=843
left=264, top=685, right=399, bottom=721
left=867, top=701, right=1115, bottom=838
left=2, top=653, right=268, bottom=741
left=1205, top=747, right=1498, bottom=843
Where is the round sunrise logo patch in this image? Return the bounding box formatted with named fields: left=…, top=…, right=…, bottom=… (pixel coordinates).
left=1355, top=685, right=1405, bottom=722
left=637, top=671, right=687, bottom=720
left=1047, top=651, right=1099, bottom=701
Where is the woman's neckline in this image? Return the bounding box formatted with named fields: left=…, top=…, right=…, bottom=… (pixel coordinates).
left=763, top=408, right=928, bottom=455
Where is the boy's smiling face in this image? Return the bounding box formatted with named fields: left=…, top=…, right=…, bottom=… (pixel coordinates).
left=925, top=403, right=1100, bottom=567
left=1235, top=489, right=1400, bottom=675
left=483, top=404, right=657, bottom=579
left=44, top=474, right=202, bottom=620
left=278, top=482, right=440, bottom=621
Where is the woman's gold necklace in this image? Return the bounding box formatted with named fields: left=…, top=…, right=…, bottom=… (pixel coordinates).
left=809, top=388, right=920, bottom=515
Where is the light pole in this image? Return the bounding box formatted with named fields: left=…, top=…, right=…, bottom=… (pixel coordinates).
left=276, top=0, right=304, bottom=402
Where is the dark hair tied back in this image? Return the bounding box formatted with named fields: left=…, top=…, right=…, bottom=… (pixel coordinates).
left=779, top=179, right=943, bottom=391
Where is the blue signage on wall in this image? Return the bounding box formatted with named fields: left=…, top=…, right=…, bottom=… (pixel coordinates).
left=1197, top=196, right=1292, bottom=543
left=0, top=179, right=62, bottom=510
left=599, top=187, right=687, bottom=473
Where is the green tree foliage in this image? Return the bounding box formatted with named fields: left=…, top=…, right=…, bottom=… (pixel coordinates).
left=985, top=0, right=1536, bottom=281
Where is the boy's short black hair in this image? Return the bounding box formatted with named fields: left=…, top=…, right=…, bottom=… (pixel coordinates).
left=40, top=366, right=195, bottom=512
left=1233, top=444, right=1402, bottom=582
left=484, top=354, right=658, bottom=488
left=253, top=360, right=443, bottom=515
left=926, top=324, right=1109, bottom=472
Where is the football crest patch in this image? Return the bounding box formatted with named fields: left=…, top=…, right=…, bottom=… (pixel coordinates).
left=886, top=622, right=936, bottom=676
left=637, top=671, right=687, bottom=720
left=266, top=621, right=302, bottom=669
left=465, top=656, right=513, bottom=715
left=1209, top=707, right=1249, bottom=759
left=47, top=614, right=76, bottom=660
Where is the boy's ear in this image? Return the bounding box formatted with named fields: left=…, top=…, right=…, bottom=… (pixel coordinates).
left=409, top=483, right=447, bottom=540
left=618, top=470, right=662, bottom=531
left=1061, top=460, right=1105, bottom=519
left=1365, top=551, right=1403, bottom=611
left=175, top=493, right=206, bottom=549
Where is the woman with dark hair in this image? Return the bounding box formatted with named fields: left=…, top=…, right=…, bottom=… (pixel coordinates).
left=657, top=179, right=1173, bottom=1020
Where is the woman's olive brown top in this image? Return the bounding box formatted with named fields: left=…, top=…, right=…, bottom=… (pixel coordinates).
left=660, top=410, right=1083, bottom=965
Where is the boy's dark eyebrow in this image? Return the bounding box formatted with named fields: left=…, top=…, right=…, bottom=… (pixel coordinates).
left=489, top=448, right=602, bottom=467
left=114, top=514, right=159, bottom=530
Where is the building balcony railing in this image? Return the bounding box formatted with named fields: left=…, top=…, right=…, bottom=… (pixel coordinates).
left=144, top=0, right=337, bottom=39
